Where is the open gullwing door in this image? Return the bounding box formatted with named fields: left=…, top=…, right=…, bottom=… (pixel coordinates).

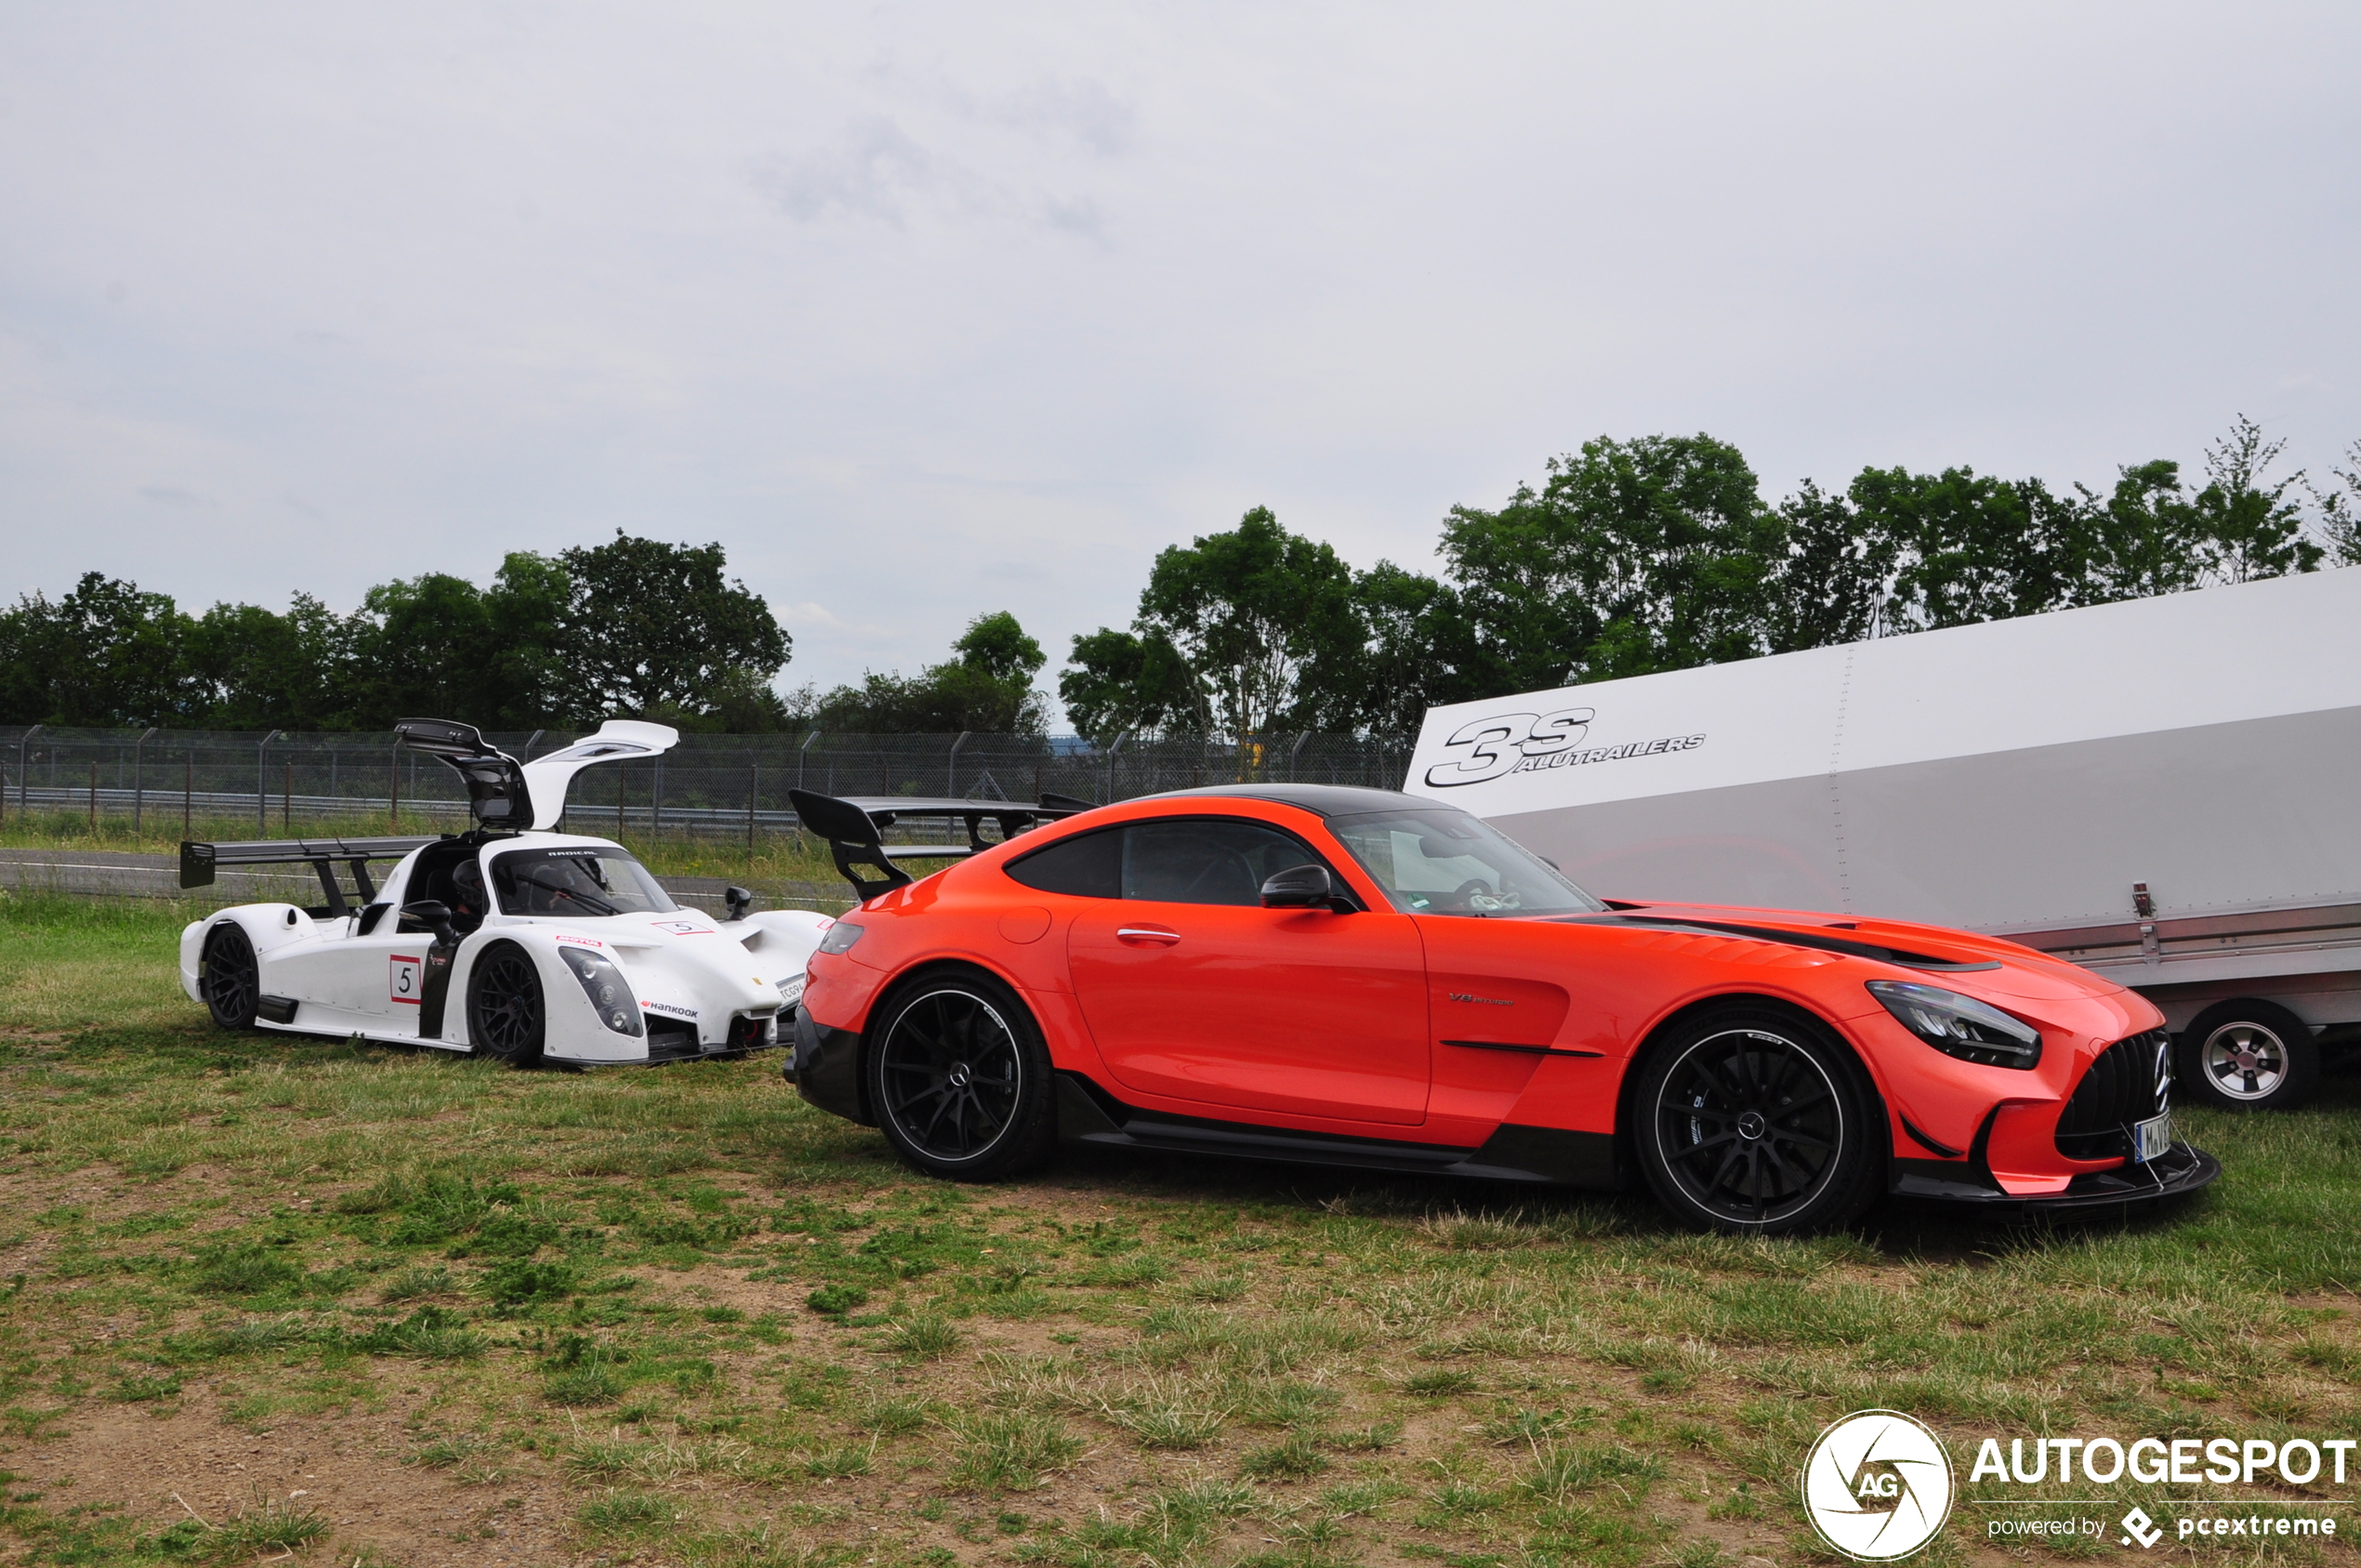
left=520, top=720, right=679, bottom=830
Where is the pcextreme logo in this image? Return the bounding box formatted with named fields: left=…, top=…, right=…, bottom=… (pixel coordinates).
left=1801, top=1411, right=1956, bottom=1561
left=1421, top=705, right=1706, bottom=788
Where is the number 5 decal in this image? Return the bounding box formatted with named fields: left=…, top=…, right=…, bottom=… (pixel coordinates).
left=390, top=955, right=424, bottom=1006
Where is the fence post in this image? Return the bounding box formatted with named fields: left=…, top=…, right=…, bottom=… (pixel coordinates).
left=284, top=759, right=293, bottom=833
left=653, top=758, right=663, bottom=837
left=17, top=725, right=36, bottom=817
left=389, top=742, right=401, bottom=831
left=1106, top=731, right=1128, bottom=804
left=184, top=752, right=192, bottom=838
left=88, top=759, right=98, bottom=830
left=747, top=760, right=758, bottom=853
left=133, top=726, right=156, bottom=834
left=948, top=731, right=970, bottom=797
left=257, top=731, right=281, bottom=836
left=617, top=765, right=627, bottom=840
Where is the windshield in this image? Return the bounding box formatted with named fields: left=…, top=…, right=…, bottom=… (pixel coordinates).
left=1326, top=809, right=1605, bottom=917
left=491, top=847, right=678, bottom=917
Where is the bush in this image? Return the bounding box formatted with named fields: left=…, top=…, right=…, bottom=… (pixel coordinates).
left=806, top=1283, right=868, bottom=1316
left=190, top=1243, right=300, bottom=1298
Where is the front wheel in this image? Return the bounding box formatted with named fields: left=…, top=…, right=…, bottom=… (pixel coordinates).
left=2176, top=1000, right=2319, bottom=1111
left=1632, top=1004, right=1882, bottom=1234
left=201, top=923, right=260, bottom=1030
left=868, top=972, right=1057, bottom=1180
left=467, top=943, right=546, bottom=1067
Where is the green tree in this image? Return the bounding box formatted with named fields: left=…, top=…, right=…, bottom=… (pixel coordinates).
left=2075, top=460, right=2204, bottom=603
left=344, top=573, right=500, bottom=726
left=1345, top=562, right=1476, bottom=737
left=1057, top=627, right=1198, bottom=743
left=2185, top=415, right=2322, bottom=583
left=556, top=533, right=791, bottom=721
left=1137, top=507, right=1366, bottom=738
left=0, top=573, right=198, bottom=726
left=1439, top=434, right=1784, bottom=692
left=2309, top=439, right=2361, bottom=567
left=1843, top=467, right=2091, bottom=631
left=184, top=595, right=353, bottom=730
left=808, top=613, right=1052, bottom=735
left=1765, top=481, right=1894, bottom=652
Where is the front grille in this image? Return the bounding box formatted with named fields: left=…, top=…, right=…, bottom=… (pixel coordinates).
left=2054, top=1028, right=2171, bottom=1161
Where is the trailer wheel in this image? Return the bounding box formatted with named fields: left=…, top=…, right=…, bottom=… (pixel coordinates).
left=2177, top=1000, right=2319, bottom=1111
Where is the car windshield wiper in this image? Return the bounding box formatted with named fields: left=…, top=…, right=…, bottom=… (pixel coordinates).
left=527, top=870, right=620, bottom=916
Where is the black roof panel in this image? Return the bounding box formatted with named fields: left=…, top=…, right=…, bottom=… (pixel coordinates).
left=1131, top=783, right=1457, bottom=819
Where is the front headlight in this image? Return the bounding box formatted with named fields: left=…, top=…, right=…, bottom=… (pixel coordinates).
left=1866, top=980, right=2040, bottom=1069
left=559, top=946, right=645, bottom=1037
left=776, top=972, right=807, bottom=1009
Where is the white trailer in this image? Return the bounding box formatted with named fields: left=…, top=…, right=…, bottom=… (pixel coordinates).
left=1404, top=567, right=2361, bottom=1111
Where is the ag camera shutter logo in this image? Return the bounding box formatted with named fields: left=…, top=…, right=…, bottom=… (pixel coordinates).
left=1801, top=1411, right=1955, bottom=1561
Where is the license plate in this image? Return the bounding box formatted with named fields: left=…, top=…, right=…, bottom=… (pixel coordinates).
left=2132, top=1112, right=2172, bottom=1164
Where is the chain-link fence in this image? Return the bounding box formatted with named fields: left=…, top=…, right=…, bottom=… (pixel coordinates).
left=0, top=726, right=1415, bottom=841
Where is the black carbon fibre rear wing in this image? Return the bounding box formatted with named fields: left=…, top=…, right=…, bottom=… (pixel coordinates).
left=180, top=835, right=436, bottom=916
left=787, top=789, right=1092, bottom=902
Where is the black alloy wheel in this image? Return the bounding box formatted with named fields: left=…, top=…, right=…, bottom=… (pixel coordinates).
left=1634, top=1006, right=1880, bottom=1233
left=869, top=973, right=1056, bottom=1180
left=2176, top=998, right=2320, bottom=1111
left=201, top=923, right=261, bottom=1030
left=467, top=942, right=546, bottom=1067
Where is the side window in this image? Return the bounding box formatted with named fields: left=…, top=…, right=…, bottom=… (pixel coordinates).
left=1122, top=819, right=1333, bottom=907
left=1005, top=827, right=1122, bottom=899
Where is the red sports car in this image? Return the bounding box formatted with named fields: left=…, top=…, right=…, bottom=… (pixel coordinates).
left=785, top=784, right=2217, bottom=1232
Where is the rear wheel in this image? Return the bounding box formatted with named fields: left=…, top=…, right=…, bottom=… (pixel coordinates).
left=2177, top=999, right=2319, bottom=1111
left=200, top=923, right=260, bottom=1030
left=1633, top=1004, right=1882, bottom=1234
left=868, top=971, right=1056, bottom=1180
left=467, top=943, right=546, bottom=1067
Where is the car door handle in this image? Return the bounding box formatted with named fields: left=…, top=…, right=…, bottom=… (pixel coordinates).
left=1115, top=927, right=1181, bottom=945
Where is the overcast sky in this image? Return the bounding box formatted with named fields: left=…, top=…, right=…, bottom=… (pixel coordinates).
left=4, top=3, right=2356, bottom=718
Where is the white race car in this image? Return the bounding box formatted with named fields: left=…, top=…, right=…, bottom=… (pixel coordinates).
left=177, top=718, right=831, bottom=1066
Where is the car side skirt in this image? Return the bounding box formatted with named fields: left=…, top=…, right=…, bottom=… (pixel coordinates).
left=1053, top=1072, right=1621, bottom=1189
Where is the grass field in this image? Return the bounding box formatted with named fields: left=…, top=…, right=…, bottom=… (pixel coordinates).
left=0, top=891, right=2354, bottom=1567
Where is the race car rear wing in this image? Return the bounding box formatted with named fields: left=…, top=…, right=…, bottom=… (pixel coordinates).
left=787, top=789, right=1093, bottom=902
left=179, top=835, right=437, bottom=917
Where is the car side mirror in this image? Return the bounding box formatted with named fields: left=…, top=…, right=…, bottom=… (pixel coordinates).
left=402, top=900, right=458, bottom=944
left=724, top=886, right=754, bottom=922
left=1261, top=863, right=1349, bottom=912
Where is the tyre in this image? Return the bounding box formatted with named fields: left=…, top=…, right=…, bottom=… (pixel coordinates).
left=867, top=970, right=1057, bottom=1181
left=200, top=922, right=260, bottom=1030
left=2176, top=999, right=2319, bottom=1112
left=466, top=942, right=546, bottom=1067
left=1632, top=1003, right=1883, bottom=1234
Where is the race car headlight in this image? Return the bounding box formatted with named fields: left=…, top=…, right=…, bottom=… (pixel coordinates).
left=776, top=972, right=807, bottom=1009
left=816, top=920, right=865, bottom=956
left=1866, top=980, right=2039, bottom=1069
left=559, top=946, right=645, bottom=1037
